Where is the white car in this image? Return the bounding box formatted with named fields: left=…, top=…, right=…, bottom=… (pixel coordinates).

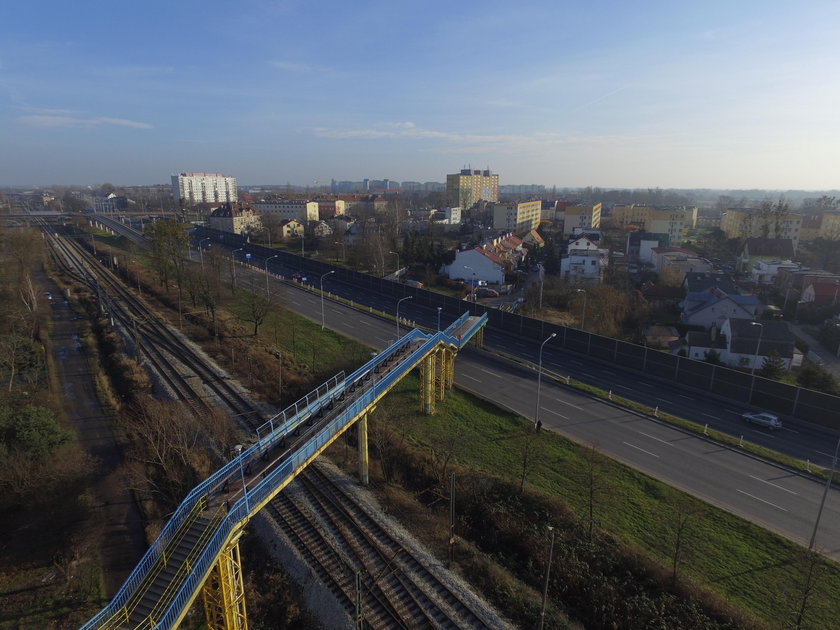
left=741, top=412, right=782, bottom=430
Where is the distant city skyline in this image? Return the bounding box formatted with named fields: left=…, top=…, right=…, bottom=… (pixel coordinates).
left=3, top=2, right=840, bottom=189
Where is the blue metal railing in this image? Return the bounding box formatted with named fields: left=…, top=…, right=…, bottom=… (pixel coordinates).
left=82, top=313, right=488, bottom=629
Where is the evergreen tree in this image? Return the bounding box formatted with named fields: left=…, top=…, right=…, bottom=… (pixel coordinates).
left=758, top=350, right=786, bottom=380
left=797, top=363, right=839, bottom=395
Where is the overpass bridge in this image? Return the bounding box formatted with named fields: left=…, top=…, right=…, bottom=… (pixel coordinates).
left=81, top=312, right=488, bottom=630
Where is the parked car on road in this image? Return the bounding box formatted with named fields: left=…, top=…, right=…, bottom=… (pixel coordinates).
left=741, top=411, right=782, bottom=430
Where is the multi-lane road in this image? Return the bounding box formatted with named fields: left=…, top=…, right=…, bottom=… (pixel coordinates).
left=227, top=255, right=840, bottom=560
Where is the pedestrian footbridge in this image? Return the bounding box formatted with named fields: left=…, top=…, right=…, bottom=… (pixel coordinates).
left=81, top=312, right=488, bottom=630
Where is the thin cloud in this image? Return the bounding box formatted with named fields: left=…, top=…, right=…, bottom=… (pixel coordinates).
left=268, top=60, right=328, bottom=73
left=18, top=115, right=153, bottom=129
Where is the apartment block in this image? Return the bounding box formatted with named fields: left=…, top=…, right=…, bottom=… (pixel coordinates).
left=252, top=200, right=319, bottom=222
left=491, top=200, right=542, bottom=233
left=446, top=168, right=499, bottom=206
left=171, top=172, right=237, bottom=204
left=721, top=208, right=803, bottom=249
left=610, top=204, right=697, bottom=245
left=562, top=202, right=602, bottom=237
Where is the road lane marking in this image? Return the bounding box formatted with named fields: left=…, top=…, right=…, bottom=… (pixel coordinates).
left=656, top=397, right=674, bottom=404
left=815, top=450, right=836, bottom=458
left=702, top=413, right=718, bottom=420
left=603, top=370, right=616, bottom=376
left=555, top=398, right=583, bottom=410
left=725, top=409, right=741, bottom=415
left=615, top=384, right=632, bottom=390
left=638, top=382, right=653, bottom=387
left=677, top=394, right=694, bottom=400
left=480, top=368, right=503, bottom=378
left=748, top=475, right=799, bottom=496
left=542, top=407, right=568, bottom=419
left=359, top=320, right=372, bottom=326
left=637, top=431, right=672, bottom=446
left=462, top=374, right=481, bottom=383
left=736, top=489, right=788, bottom=512
left=622, top=441, right=659, bottom=458
left=580, top=372, right=595, bottom=379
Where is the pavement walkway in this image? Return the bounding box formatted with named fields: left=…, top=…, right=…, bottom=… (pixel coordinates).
left=41, top=268, right=148, bottom=597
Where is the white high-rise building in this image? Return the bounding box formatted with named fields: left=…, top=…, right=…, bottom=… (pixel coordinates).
left=171, top=172, right=238, bottom=204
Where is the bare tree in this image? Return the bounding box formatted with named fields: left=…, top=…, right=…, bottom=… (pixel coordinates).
left=236, top=290, right=274, bottom=337
left=793, top=548, right=825, bottom=630
left=667, top=492, right=701, bottom=583
left=578, top=442, right=609, bottom=541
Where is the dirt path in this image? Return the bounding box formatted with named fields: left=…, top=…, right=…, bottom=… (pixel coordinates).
left=41, top=270, right=148, bottom=597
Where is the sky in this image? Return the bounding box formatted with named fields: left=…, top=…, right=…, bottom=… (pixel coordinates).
left=2, top=1, right=840, bottom=190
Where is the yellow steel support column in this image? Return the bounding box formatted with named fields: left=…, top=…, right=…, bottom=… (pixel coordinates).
left=203, top=537, right=248, bottom=630
left=420, top=353, right=436, bottom=414
left=443, top=348, right=455, bottom=391
left=474, top=328, right=484, bottom=348
left=435, top=349, right=445, bottom=402
left=358, top=412, right=370, bottom=486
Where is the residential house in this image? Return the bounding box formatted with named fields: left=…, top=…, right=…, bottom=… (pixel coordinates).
left=737, top=238, right=795, bottom=273
left=522, top=229, right=545, bottom=249
left=679, top=318, right=797, bottom=370
left=680, top=287, right=762, bottom=329
left=719, top=318, right=797, bottom=370
left=650, top=247, right=712, bottom=282
left=682, top=272, right=738, bottom=295
left=278, top=219, right=304, bottom=238
left=560, top=236, right=608, bottom=284
left=801, top=278, right=840, bottom=306
left=442, top=247, right=506, bottom=286
left=208, top=202, right=262, bottom=235
left=749, top=259, right=800, bottom=286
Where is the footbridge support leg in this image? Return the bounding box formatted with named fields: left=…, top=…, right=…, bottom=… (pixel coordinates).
left=420, top=353, right=436, bottom=415
left=203, top=536, right=248, bottom=630
left=358, top=412, right=370, bottom=486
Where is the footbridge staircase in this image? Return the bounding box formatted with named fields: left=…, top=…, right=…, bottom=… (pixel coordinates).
left=81, top=312, right=487, bottom=630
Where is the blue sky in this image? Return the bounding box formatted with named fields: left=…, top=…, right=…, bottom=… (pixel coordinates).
left=2, top=1, right=840, bottom=190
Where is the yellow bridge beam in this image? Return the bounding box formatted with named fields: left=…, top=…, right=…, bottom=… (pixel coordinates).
left=202, top=535, right=248, bottom=630
left=358, top=411, right=370, bottom=486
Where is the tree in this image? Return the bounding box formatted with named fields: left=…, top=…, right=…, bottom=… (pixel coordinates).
left=146, top=220, right=189, bottom=292
left=577, top=442, right=609, bottom=541
left=704, top=349, right=723, bottom=365
left=0, top=404, right=70, bottom=457
left=666, top=492, right=701, bottom=583
left=796, top=363, right=839, bottom=395
left=758, top=350, right=786, bottom=380
left=235, top=290, right=274, bottom=337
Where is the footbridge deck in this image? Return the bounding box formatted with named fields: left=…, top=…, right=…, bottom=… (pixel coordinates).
left=82, top=313, right=487, bottom=630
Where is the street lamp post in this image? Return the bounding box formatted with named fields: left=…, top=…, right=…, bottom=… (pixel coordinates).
left=265, top=254, right=279, bottom=296
left=389, top=251, right=400, bottom=279
left=538, top=525, right=556, bottom=630
left=231, top=248, right=244, bottom=287
left=198, top=237, right=210, bottom=272
left=534, top=333, right=557, bottom=427
left=464, top=265, right=476, bottom=304
left=396, top=296, right=413, bottom=339
left=320, top=270, right=336, bottom=329
left=576, top=288, right=587, bottom=330
left=437, top=307, right=442, bottom=332
left=748, top=322, right=763, bottom=402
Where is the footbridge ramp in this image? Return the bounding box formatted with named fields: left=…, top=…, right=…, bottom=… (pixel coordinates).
left=81, top=313, right=487, bottom=630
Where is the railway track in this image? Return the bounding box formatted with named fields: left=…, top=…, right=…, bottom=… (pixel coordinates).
left=42, top=221, right=505, bottom=629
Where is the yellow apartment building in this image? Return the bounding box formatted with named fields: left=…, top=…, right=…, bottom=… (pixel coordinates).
left=721, top=208, right=803, bottom=249
left=609, top=205, right=697, bottom=245
left=563, top=202, right=602, bottom=237
left=446, top=168, right=499, bottom=206
left=492, top=200, right=542, bottom=233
